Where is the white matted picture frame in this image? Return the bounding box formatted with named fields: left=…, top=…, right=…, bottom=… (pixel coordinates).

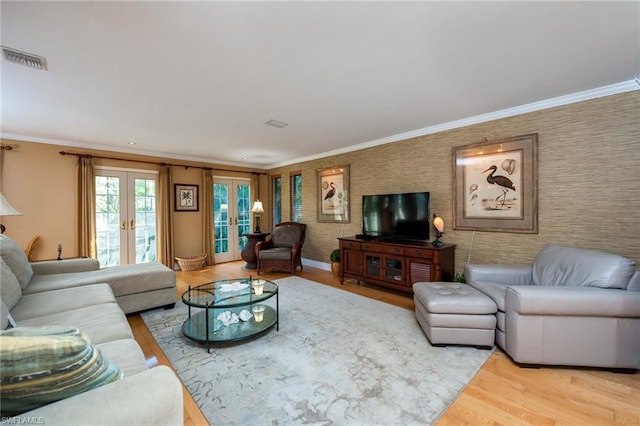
left=317, top=165, right=350, bottom=223
left=453, top=134, right=538, bottom=233
left=175, top=184, right=199, bottom=212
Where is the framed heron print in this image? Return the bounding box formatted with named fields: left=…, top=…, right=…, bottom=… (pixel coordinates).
left=317, top=165, right=350, bottom=223
left=453, top=134, right=538, bottom=233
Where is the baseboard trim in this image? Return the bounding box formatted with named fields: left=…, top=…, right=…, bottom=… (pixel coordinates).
left=302, top=257, right=331, bottom=272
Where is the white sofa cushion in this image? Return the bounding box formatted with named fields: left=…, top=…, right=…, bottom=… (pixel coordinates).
left=1, top=258, right=21, bottom=310
left=0, top=235, right=33, bottom=290
left=532, top=244, right=636, bottom=290
left=1, top=299, right=13, bottom=330
left=96, top=339, right=148, bottom=377
left=10, top=284, right=116, bottom=323
left=17, top=303, right=133, bottom=345
left=25, top=263, right=175, bottom=297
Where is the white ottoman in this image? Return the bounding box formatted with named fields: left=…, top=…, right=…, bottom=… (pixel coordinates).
left=413, top=282, right=497, bottom=348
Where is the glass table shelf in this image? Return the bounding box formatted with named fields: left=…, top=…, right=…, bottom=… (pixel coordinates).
left=181, top=278, right=278, bottom=352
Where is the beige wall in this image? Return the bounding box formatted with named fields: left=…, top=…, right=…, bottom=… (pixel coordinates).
left=2, top=90, right=639, bottom=273
left=1, top=142, right=77, bottom=259
left=270, top=91, right=640, bottom=272
left=0, top=141, right=264, bottom=261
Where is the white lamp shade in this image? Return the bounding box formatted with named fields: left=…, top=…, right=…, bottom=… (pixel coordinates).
left=433, top=216, right=444, bottom=233
left=0, top=193, right=22, bottom=216
left=251, top=200, right=264, bottom=214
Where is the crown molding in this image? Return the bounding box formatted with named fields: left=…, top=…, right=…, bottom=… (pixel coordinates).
left=267, top=79, right=640, bottom=168
left=3, top=80, right=638, bottom=171
left=0, top=133, right=265, bottom=169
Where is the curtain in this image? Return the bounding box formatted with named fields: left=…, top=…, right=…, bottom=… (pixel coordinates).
left=77, top=156, right=96, bottom=258
left=202, top=169, right=214, bottom=266
left=251, top=173, right=259, bottom=201
left=251, top=173, right=259, bottom=231
left=157, top=164, right=175, bottom=268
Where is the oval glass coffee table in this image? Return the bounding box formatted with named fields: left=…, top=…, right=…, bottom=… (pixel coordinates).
left=182, top=278, right=278, bottom=352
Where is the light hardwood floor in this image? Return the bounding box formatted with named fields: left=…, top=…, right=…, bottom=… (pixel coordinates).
left=127, top=262, right=640, bottom=425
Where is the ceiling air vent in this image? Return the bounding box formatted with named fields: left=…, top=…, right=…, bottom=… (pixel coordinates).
left=2, top=46, right=48, bottom=70
left=264, top=119, right=288, bottom=128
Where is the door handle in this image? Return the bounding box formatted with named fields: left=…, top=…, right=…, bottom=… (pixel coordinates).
left=130, top=219, right=135, bottom=230
left=121, top=219, right=126, bottom=230
left=234, top=217, right=238, bottom=225
left=229, top=218, right=233, bottom=226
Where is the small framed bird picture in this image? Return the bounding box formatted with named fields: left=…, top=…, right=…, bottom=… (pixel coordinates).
left=453, top=134, right=538, bottom=233
left=317, top=165, right=350, bottom=223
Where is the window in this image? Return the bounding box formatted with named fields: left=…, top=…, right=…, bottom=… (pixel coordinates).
left=290, top=171, right=302, bottom=222
left=272, top=174, right=282, bottom=226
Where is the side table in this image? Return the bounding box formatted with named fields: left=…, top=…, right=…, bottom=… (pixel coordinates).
left=241, top=232, right=269, bottom=269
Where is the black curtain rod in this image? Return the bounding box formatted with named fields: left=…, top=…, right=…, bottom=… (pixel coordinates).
left=58, top=151, right=267, bottom=175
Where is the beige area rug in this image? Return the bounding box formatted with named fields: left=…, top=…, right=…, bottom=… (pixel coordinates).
left=141, top=276, right=493, bottom=425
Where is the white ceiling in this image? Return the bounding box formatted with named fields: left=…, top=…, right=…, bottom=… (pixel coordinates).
left=1, top=1, right=639, bottom=168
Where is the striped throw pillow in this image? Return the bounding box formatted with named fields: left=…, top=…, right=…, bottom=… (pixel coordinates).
left=0, top=326, right=123, bottom=416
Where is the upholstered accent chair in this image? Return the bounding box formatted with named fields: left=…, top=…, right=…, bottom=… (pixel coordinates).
left=256, top=222, right=306, bottom=274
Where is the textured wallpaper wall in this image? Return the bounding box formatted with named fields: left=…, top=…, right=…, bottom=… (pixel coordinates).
left=270, top=90, right=640, bottom=273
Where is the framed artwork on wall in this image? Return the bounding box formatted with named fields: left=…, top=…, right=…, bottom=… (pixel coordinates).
left=317, top=165, right=350, bottom=223
left=175, top=184, right=199, bottom=212
left=453, top=134, right=538, bottom=233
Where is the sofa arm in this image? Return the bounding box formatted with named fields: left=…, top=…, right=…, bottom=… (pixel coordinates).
left=14, top=366, right=183, bottom=426
left=465, top=264, right=532, bottom=286
left=506, top=286, right=640, bottom=317
left=30, top=258, right=100, bottom=275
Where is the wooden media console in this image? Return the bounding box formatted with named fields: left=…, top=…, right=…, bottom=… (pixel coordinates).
left=338, top=237, right=455, bottom=293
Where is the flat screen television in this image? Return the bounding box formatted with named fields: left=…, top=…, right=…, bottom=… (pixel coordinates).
left=362, top=192, right=430, bottom=241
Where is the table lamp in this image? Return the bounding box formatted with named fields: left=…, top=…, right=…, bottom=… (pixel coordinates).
left=0, top=193, right=22, bottom=234
left=251, top=200, right=264, bottom=233
left=432, top=214, right=444, bottom=247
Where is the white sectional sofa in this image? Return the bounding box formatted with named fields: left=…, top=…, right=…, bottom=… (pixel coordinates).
left=0, top=234, right=183, bottom=424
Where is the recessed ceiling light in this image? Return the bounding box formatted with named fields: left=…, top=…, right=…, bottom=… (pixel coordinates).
left=265, top=119, right=288, bottom=128
left=128, top=142, right=136, bottom=145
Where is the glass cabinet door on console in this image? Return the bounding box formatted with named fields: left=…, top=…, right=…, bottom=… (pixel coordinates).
left=384, top=257, right=404, bottom=283
left=364, top=253, right=405, bottom=285
left=364, top=253, right=382, bottom=278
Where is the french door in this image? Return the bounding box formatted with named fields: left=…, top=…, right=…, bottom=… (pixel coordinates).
left=213, top=179, right=251, bottom=263
left=95, top=169, right=158, bottom=267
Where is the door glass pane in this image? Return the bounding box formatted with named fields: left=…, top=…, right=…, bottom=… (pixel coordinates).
left=95, top=176, right=121, bottom=267
left=134, top=178, right=156, bottom=263
left=214, top=183, right=229, bottom=254
left=236, top=184, right=250, bottom=251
